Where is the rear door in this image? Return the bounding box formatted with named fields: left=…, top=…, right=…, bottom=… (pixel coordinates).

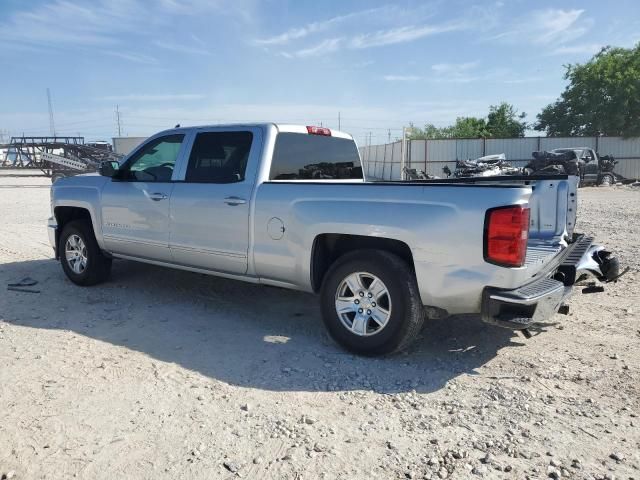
left=169, top=126, right=263, bottom=274
left=101, top=132, right=189, bottom=262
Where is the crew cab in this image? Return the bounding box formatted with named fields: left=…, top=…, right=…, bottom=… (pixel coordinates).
left=47, top=124, right=620, bottom=355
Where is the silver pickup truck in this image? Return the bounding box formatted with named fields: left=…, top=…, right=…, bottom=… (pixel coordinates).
left=48, top=123, right=620, bottom=355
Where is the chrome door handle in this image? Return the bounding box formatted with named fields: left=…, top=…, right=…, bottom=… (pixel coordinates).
left=148, top=192, right=168, bottom=201
left=224, top=196, right=247, bottom=206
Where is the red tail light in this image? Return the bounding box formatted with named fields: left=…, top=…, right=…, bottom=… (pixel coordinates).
left=306, top=126, right=331, bottom=136
left=484, top=205, right=530, bottom=267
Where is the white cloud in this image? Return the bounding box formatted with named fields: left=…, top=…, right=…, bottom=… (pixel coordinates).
left=0, top=0, right=144, bottom=48
left=549, top=43, right=604, bottom=56
left=255, top=6, right=392, bottom=46
left=431, top=61, right=479, bottom=75
left=283, top=38, right=343, bottom=58
left=427, top=61, right=485, bottom=83
left=383, top=75, right=421, bottom=81
left=103, top=51, right=158, bottom=65
left=353, top=60, right=375, bottom=68
left=256, top=4, right=464, bottom=54
left=158, top=0, right=257, bottom=21
left=0, top=0, right=253, bottom=51
left=350, top=22, right=466, bottom=49
left=502, top=77, right=545, bottom=84
left=154, top=40, right=211, bottom=56
left=532, top=9, right=588, bottom=45
left=98, top=94, right=206, bottom=102
left=493, top=9, right=591, bottom=46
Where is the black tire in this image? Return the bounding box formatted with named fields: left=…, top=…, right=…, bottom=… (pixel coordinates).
left=320, top=250, right=424, bottom=356
left=60, top=220, right=112, bottom=286
left=599, top=174, right=614, bottom=187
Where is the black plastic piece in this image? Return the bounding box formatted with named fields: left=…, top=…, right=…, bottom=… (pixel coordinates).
left=582, top=283, right=605, bottom=294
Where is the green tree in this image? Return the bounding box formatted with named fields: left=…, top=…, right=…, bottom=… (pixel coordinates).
left=535, top=44, right=640, bottom=137
left=486, top=102, right=527, bottom=137
left=408, top=116, right=489, bottom=139
left=407, top=103, right=526, bottom=140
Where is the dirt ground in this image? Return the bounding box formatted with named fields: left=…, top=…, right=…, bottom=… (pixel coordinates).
left=0, top=170, right=638, bottom=480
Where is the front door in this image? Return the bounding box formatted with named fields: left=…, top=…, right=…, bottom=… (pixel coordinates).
left=169, top=127, right=262, bottom=274
left=581, top=149, right=599, bottom=183
left=101, top=133, right=187, bottom=262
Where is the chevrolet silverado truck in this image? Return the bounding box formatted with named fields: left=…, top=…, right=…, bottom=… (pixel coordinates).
left=47, top=124, right=621, bottom=355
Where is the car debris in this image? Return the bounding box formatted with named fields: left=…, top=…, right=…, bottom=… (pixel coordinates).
left=403, top=166, right=437, bottom=180
left=525, top=148, right=634, bottom=186
left=442, top=154, right=521, bottom=178
left=7, top=277, right=40, bottom=293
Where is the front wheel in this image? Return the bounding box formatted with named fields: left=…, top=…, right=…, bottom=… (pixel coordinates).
left=320, top=250, right=424, bottom=356
left=599, top=174, right=614, bottom=187
left=60, top=220, right=112, bottom=286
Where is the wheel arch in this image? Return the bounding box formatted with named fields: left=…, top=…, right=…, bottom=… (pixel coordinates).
left=54, top=206, right=97, bottom=259
left=310, top=234, right=415, bottom=292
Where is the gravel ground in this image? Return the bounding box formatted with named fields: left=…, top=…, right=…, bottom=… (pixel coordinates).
left=0, top=170, right=638, bottom=480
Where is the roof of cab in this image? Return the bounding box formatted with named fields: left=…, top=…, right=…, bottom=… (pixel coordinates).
left=167, top=123, right=354, bottom=140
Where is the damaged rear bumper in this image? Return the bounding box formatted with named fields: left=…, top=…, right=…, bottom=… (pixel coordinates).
left=481, top=235, right=621, bottom=330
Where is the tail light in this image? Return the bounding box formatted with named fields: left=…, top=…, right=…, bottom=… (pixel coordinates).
left=306, top=126, right=331, bottom=136
left=484, top=205, right=530, bottom=267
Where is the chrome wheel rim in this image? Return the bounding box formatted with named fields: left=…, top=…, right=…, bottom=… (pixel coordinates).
left=65, top=234, right=88, bottom=274
left=335, top=272, right=392, bottom=336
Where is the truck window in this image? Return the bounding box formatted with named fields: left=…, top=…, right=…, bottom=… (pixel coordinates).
left=120, top=134, right=184, bottom=182
left=185, top=131, right=253, bottom=183
left=270, top=133, right=363, bottom=180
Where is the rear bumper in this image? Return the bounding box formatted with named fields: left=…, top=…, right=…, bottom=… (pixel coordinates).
left=482, top=278, right=570, bottom=329
left=481, top=235, right=618, bottom=330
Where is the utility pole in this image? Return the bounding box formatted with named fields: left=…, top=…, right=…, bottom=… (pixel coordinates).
left=400, top=126, right=407, bottom=180
left=338, top=112, right=341, bottom=130
left=388, top=129, right=391, bottom=143
left=46, top=88, right=56, bottom=137
left=115, top=105, right=122, bottom=137
left=368, top=131, right=372, bottom=148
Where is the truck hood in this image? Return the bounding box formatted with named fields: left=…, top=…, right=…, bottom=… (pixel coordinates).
left=53, top=173, right=109, bottom=188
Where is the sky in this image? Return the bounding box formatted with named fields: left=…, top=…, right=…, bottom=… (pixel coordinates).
left=0, top=0, right=639, bottom=145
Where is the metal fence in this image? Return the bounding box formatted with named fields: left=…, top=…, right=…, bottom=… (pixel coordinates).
left=359, top=136, right=640, bottom=180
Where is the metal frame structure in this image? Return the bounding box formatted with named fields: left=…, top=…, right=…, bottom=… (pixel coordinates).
left=1, top=136, right=122, bottom=180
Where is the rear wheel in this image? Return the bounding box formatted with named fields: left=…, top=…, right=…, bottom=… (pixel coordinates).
left=320, top=250, right=424, bottom=356
left=60, top=220, right=112, bottom=286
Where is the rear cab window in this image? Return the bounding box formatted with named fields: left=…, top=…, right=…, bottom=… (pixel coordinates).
left=269, top=133, right=363, bottom=180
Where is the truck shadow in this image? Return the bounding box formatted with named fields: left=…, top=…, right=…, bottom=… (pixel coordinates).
left=1, top=258, right=524, bottom=394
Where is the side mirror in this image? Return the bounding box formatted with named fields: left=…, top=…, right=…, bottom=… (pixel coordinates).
left=99, top=160, right=119, bottom=177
